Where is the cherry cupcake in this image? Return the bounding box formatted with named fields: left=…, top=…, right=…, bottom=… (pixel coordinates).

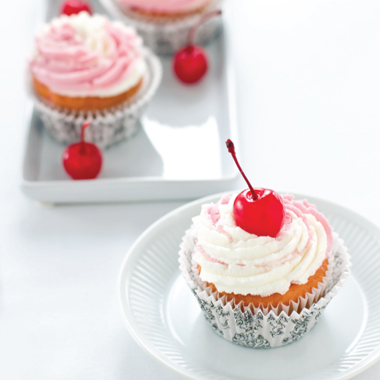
left=178, top=141, right=351, bottom=348
left=29, top=12, right=162, bottom=148
left=101, top=0, right=222, bottom=54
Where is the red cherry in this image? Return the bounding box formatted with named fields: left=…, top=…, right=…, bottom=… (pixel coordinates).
left=234, top=189, right=285, bottom=237
left=60, top=0, right=92, bottom=16
left=226, top=139, right=285, bottom=237
left=173, top=10, right=222, bottom=84
left=63, top=122, right=102, bottom=180
left=174, top=46, right=208, bottom=84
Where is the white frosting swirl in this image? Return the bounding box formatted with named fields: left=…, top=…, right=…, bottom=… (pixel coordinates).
left=192, top=194, right=333, bottom=297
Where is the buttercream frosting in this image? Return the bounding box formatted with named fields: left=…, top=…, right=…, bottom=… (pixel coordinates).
left=118, top=0, right=211, bottom=14
left=192, top=194, right=333, bottom=297
left=30, top=12, right=146, bottom=98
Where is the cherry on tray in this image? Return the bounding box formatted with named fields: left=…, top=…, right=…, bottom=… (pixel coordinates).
left=63, top=122, right=102, bottom=180
left=173, top=10, right=222, bottom=84
left=60, top=0, right=92, bottom=16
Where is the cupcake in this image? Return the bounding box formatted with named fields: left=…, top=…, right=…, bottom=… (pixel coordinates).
left=118, top=0, right=215, bottom=18
left=101, top=0, right=222, bottom=54
left=178, top=141, right=350, bottom=348
left=29, top=12, right=162, bottom=148
left=179, top=192, right=350, bottom=348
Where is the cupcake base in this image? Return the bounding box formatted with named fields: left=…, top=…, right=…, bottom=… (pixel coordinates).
left=124, top=0, right=213, bottom=19
left=32, top=77, right=144, bottom=112
left=102, top=0, right=223, bottom=55
left=199, top=257, right=330, bottom=309
left=29, top=49, right=162, bottom=149
left=179, top=229, right=351, bottom=348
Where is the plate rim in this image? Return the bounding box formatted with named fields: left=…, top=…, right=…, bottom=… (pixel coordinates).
left=118, top=191, right=380, bottom=380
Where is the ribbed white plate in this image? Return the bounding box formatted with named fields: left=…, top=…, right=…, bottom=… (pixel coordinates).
left=119, top=193, right=380, bottom=380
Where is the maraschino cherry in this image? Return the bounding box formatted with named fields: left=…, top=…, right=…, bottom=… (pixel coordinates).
left=60, top=0, right=92, bottom=16
left=63, top=122, right=102, bottom=180
left=226, top=139, right=285, bottom=237
left=173, top=10, right=222, bottom=84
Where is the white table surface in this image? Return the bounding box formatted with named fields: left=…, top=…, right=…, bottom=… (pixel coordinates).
left=2, top=0, right=380, bottom=379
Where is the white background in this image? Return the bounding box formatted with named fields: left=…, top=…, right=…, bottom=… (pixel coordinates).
left=1, top=0, right=380, bottom=378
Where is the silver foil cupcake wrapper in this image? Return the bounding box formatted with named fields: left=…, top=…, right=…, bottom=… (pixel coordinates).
left=179, top=230, right=351, bottom=348
left=101, top=0, right=222, bottom=55
left=28, top=49, right=162, bottom=149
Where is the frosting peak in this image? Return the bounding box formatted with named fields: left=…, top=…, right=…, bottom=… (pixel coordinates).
left=193, top=194, right=333, bottom=297
left=30, top=12, right=146, bottom=97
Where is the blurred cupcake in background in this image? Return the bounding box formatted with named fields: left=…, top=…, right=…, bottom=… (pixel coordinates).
left=29, top=11, right=162, bottom=148
left=101, top=0, right=223, bottom=54
left=118, top=0, right=215, bottom=18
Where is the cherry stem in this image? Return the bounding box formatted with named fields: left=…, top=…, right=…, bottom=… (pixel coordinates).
left=80, top=121, right=90, bottom=154
left=187, top=9, right=222, bottom=46
left=225, top=139, right=258, bottom=200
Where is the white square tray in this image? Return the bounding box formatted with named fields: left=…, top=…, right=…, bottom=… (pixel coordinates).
left=21, top=2, right=239, bottom=203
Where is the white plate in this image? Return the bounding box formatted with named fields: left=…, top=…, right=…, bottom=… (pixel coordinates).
left=119, top=192, right=380, bottom=380
left=21, top=0, right=238, bottom=203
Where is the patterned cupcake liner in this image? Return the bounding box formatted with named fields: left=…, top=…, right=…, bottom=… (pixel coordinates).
left=179, top=230, right=351, bottom=348
left=28, top=49, right=162, bottom=149
left=100, top=0, right=223, bottom=55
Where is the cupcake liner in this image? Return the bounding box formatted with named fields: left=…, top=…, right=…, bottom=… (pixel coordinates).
left=179, top=229, right=351, bottom=348
left=101, top=0, right=223, bottom=55
left=28, top=49, right=162, bottom=149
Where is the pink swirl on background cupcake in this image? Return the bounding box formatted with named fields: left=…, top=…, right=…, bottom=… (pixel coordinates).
left=30, top=12, right=146, bottom=97
left=118, top=0, right=212, bottom=15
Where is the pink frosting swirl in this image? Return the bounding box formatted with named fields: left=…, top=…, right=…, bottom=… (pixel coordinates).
left=281, top=194, right=333, bottom=256
left=30, top=12, right=145, bottom=96
left=118, top=0, right=211, bottom=14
